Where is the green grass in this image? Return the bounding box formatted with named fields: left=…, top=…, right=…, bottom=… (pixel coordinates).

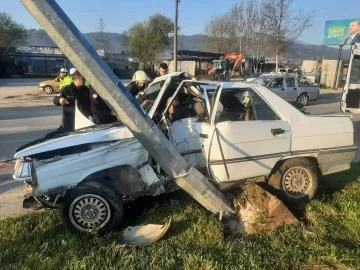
left=1, top=165, right=360, bottom=270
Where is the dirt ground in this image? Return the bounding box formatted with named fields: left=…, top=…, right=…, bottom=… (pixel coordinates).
left=233, top=184, right=298, bottom=235
left=0, top=165, right=38, bottom=219
left=0, top=88, right=53, bottom=108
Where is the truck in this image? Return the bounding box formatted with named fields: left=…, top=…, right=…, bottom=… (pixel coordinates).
left=252, top=75, right=320, bottom=106
left=341, top=43, right=360, bottom=113
left=13, top=72, right=357, bottom=234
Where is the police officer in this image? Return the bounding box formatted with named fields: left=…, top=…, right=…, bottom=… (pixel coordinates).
left=59, top=68, right=73, bottom=90
left=53, top=70, right=92, bottom=131
left=90, top=88, right=118, bottom=125
left=126, top=70, right=150, bottom=97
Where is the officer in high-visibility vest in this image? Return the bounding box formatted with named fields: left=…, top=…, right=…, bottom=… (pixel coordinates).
left=59, top=68, right=73, bottom=90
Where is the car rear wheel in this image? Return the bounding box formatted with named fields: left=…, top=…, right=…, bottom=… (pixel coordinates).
left=297, top=94, right=309, bottom=106
left=268, top=158, right=318, bottom=205
left=43, top=85, right=53, bottom=94
left=59, top=179, right=124, bottom=234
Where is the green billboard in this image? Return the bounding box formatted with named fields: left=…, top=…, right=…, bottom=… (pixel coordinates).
left=323, top=19, right=360, bottom=45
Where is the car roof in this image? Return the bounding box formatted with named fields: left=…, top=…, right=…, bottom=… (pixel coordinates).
left=148, top=72, right=183, bottom=87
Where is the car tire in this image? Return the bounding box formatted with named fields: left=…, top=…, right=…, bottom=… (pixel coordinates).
left=268, top=158, right=318, bottom=205
left=297, top=94, right=309, bottom=106
left=59, top=179, right=124, bottom=234
left=43, top=85, right=53, bottom=94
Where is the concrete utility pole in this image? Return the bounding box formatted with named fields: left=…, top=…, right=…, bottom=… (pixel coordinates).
left=173, top=0, right=180, bottom=72
left=20, top=0, right=240, bottom=233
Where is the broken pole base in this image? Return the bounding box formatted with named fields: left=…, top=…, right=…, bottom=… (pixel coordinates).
left=233, top=183, right=298, bottom=236
left=174, top=168, right=242, bottom=235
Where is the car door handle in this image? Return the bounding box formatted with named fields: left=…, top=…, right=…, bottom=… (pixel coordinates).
left=271, top=128, right=285, bottom=135
left=281, top=88, right=285, bottom=91
left=293, top=88, right=297, bottom=90
left=200, top=133, right=208, bottom=139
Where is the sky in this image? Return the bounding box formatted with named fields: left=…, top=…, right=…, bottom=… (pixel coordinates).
left=1, top=0, right=359, bottom=45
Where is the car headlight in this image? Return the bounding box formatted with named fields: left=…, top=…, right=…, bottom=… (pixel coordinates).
left=13, top=159, right=32, bottom=180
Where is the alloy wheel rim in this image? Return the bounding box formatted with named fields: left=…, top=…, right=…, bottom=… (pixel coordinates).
left=282, top=166, right=313, bottom=199
left=69, top=194, right=111, bottom=232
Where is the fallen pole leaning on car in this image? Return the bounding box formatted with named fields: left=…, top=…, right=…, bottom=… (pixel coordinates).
left=20, top=0, right=240, bottom=233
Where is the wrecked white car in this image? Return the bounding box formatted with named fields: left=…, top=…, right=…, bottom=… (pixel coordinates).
left=13, top=72, right=357, bottom=234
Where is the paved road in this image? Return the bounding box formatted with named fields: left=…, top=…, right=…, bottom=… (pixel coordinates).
left=0, top=106, right=62, bottom=161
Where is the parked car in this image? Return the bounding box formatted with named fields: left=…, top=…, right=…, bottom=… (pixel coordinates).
left=13, top=72, right=356, bottom=234
left=38, top=76, right=61, bottom=94
left=253, top=75, right=320, bottom=106
left=245, top=72, right=262, bottom=83
left=270, top=68, right=295, bottom=75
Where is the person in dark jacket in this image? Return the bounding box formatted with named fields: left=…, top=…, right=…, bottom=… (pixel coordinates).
left=90, top=88, right=117, bottom=125
left=225, top=58, right=232, bottom=81
left=53, top=71, right=92, bottom=131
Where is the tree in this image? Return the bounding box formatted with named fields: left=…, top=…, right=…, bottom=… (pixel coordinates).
left=204, top=15, right=230, bottom=53
left=124, top=14, right=174, bottom=71
left=244, top=0, right=273, bottom=72
left=0, top=12, right=27, bottom=75
left=95, top=17, right=111, bottom=63
left=261, top=0, right=313, bottom=70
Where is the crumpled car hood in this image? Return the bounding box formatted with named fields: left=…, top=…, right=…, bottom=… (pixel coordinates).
left=14, top=125, right=134, bottom=158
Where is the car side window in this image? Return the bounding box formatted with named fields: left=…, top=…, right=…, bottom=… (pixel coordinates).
left=249, top=91, right=280, bottom=121
left=214, top=88, right=279, bottom=123
left=269, top=78, right=284, bottom=88
left=286, top=77, right=296, bottom=87
left=254, top=78, right=264, bottom=85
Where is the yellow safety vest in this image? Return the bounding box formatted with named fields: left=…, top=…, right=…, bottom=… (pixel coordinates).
left=60, top=75, right=73, bottom=89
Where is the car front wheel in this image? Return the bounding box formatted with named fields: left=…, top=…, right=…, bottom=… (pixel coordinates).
left=268, top=158, right=318, bottom=205
left=43, top=85, right=53, bottom=94
left=59, top=179, right=124, bottom=234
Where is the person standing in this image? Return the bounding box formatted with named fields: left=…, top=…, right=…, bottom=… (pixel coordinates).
left=90, top=88, right=118, bottom=125
left=59, top=68, right=72, bottom=90
left=225, top=58, right=232, bottom=81
left=126, top=70, right=150, bottom=97
left=53, top=71, right=92, bottom=131
left=158, top=63, right=168, bottom=76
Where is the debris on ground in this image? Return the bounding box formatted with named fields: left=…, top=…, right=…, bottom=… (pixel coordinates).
left=22, top=196, right=43, bottom=210
left=233, top=184, right=298, bottom=235
left=118, top=219, right=171, bottom=246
